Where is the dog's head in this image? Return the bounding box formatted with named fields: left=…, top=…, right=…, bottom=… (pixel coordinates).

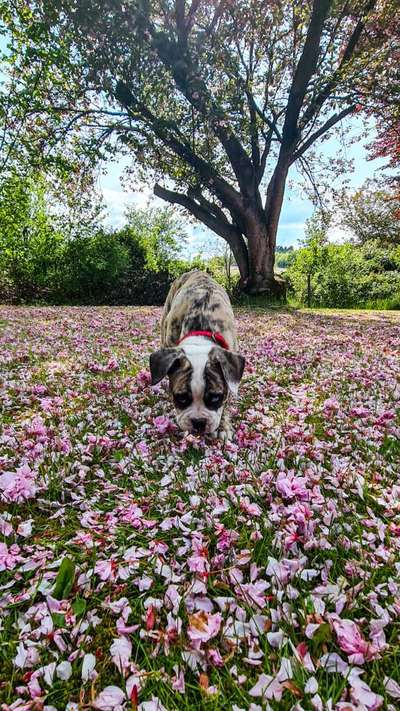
left=149, top=342, right=245, bottom=435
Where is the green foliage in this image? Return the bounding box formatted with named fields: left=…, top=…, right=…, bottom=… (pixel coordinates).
left=275, top=247, right=295, bottom=270
left=1, top=0, right=397, bottom=292
left=285, top=212, right=329, bottom=306
left=2, top=170, right=399, bottom=310
left=121, top=206, right=187, bottom=274
left=286, top=204, right=400, bottom=309
left=0, top=171, right=195, bottom=304
left=60, top=231, right=130, bottom=303
left=72, top=597, right=87, bottom=618
left=0, top=171, right=64, bottom=301
left=338, top=180, right=400, bottom=246
left=53, top=557, right=76, bottom=600
left=287, top=228, right=400, bottom=309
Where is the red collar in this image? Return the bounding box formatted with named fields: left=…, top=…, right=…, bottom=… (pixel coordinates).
left=178, top=330, right=230, bottom=350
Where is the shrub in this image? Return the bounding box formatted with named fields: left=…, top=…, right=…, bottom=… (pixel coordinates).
left=59, top=232, right=130, bottom=303
left=287, top=240, right=400, bottom=309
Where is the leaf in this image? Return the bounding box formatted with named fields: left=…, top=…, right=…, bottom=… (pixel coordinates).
left=51, top=612, right=66, bottom=628
left=380, top=435, right=400, bottom=461
left=72, top=596, right=86, bottom=618
left=311, top=622, right=332, bottom=649
left=53, top=557, right=76, bottom=600
left=305, top=596, right=315, bottom=614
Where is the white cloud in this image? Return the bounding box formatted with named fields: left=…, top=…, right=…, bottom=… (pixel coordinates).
left=101, top=187, right=155, bottom=228
left=327, top=225, right=351, bottom=243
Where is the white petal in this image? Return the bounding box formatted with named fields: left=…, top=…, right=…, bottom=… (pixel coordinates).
left=384, top=677, right=400, bottom=699
left=82, top=653, right=96, bottom=681
left=57, top=660, right=72, bottom=681
left=305, top=676, right=319, bottom=694
left=94, top=686, right=125, bottom=710
left=13, top=642, right=28, bottom=669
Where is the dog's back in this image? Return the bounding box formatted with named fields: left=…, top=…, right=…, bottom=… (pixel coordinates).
left=161, top=270, right=237, bottom=349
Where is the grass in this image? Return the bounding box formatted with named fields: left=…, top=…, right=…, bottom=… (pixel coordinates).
left=0, top=305, right=399, bottom=710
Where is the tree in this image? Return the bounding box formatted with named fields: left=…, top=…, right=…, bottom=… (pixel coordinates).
left=0, top=173, right=189, bottom=303
left=0, top=165, right=105, bottom=300
left=361, top=11, right=400, bottom=197
left=287, top=211, right=329, bottom=307
left=1, top=0, right=397, bottom=294
left=288, top=238, right=400, bottom=308
left=370, top=110, right=400, bottom=205
left=122, top=206, right=187, bottom=273
left=338, top=180, right=400, bottom=246
left=0, top=171, right=62, bottom=300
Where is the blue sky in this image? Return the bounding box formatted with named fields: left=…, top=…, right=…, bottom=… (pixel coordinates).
left=99, top=117, right=387, bottom=253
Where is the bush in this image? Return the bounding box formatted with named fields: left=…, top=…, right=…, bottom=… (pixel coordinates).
left=0, top=177, right=196, bottom=305
left=287, top=240, right=400, bottom=309
left=59, top=232, right=131, bottom=303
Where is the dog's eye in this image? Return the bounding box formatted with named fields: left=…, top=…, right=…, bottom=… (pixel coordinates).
left=205, top=393, right=223, bottom=409
left=174, top=393, right=191, bottom=409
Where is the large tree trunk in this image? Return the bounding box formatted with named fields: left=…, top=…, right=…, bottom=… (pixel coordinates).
left=229, top=232, right=250, bottom=289
left=154, top=161, right=288, bottom=299
left=244, top=222, right=286, bottom=297
left=238, top=173, right=288, bottom=297
left=240, top=162, right=290, bottom=297
left=246, top=224, right=274, bottom=293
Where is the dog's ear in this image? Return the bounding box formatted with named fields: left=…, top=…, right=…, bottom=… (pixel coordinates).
left=210, top=347, right=245, bottom=397
left=149, top=348, right=183, bottom=385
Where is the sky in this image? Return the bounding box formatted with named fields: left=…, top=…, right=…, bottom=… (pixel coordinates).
left=98, top=117, right=387, bottom=255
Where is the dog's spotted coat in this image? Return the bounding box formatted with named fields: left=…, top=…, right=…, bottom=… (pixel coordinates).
left=150, top=270, right=244, bottom=440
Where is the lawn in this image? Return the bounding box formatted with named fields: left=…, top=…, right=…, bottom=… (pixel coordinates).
left=0, top=305, right=399, bottom=711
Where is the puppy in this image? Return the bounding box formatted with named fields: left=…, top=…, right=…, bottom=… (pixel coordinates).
left=149, top=270, right=245, bottom=440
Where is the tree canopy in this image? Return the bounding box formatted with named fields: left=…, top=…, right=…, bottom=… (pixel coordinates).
left=1, top=0, right=399, bottom=293
left=362, top=11, right=400, bottom=195
left=338, top=180, right=400, bottom=246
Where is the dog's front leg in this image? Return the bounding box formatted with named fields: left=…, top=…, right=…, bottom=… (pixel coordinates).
left=217, top=406, right=233, bottom=443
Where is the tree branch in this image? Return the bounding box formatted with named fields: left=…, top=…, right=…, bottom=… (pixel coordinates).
left=187, top=186, right=230, bottom=224
left=185, top=0, right=201, bottom=32
left=292, top=104, right=356, bottom=161
left=154, top=183, right=231, bottom=236
left=175, top=0, right=187, bottom=44
left=246, top=91, right=282, bottom=143
left=154, top=182, right=249, bottom=278
left=299, top=0, right=376, bottom=130
left=281, top=0, right=332, bottom=150
left=298, top=155, right=326, bottom=210
left=150, top=25, right=256, bottom=195
left=264, top=0, right=331, bottom=227
left=258, top=128, right=274, bottom=184
left=246, top=90, right=260, bottom=174
left=115, top=81, right=244, bottom=215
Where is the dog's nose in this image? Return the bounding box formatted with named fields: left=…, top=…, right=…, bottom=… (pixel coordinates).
left=191, top=418, right=207, bottom=433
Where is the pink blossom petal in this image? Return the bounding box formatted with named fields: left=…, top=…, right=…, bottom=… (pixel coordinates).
left=384, top=677, right=400, bottom=699
left=93, top=686, right=125, bottom=710
left=110, top=636, right=132, bottom=673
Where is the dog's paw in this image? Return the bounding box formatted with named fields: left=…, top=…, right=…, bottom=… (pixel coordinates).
left=218, top=424, right=233, bottom=443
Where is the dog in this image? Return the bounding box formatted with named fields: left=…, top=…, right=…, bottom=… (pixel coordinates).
left=149, top=270, right=245, bottom=440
